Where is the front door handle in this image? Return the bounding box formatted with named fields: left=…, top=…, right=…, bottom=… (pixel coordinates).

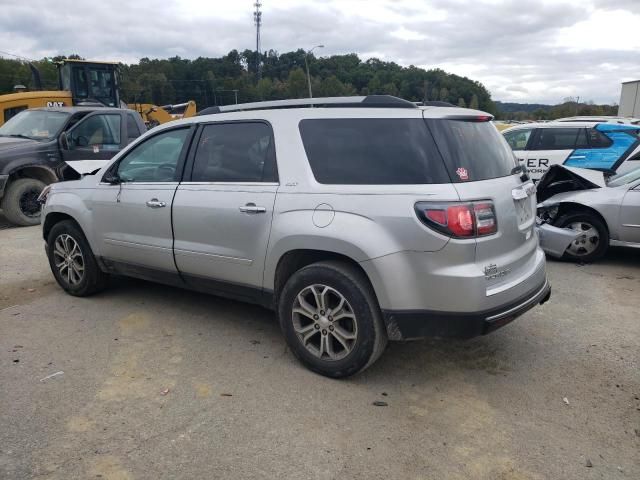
left=239, top=203, right=266, bottom=214
left=146, top=198, right=166, bottom=208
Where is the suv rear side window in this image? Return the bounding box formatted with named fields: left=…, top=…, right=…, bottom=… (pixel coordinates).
left=426, top=119, right=517, bottom=182
left=191, top=122, right=277, bottom=182
left=587, top=128, right=613, bottom=148
left=299, top=118, right=449, bottom=184
left=126, top=113, right=142, bottom=142
left=531, top=128, right=580, bottom=150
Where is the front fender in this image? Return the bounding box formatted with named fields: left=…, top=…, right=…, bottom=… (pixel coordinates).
left=42, top=191, right=98, bottom=253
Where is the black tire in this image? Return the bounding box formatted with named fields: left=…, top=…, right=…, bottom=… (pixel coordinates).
left=0, top=178, right=46, bottom=226
left=278, top=261, right=387, bottom=378
left=554, top=211, right=609, bottom=263
left=46, top=220, right=109, bottom=296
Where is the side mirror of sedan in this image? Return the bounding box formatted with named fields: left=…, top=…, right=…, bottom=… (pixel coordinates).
left=60, top=132, right=70, bottom=150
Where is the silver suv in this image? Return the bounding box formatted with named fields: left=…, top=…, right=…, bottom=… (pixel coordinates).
left=40, top=95, right=550, bottom=378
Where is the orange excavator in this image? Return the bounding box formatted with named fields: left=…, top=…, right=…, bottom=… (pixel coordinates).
left=0, top=59, right=196, bottom=127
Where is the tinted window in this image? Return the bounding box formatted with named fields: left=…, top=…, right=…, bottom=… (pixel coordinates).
left=115, top=128, right=189, bottom=182
left=191, top=122, right=277, bottom=182
left=503, top=128, right=532, bottom=150
left=575, top=129, right=589, bottom=148
left=299, top=118, right=450, bottom=184
left=70, top=114, right=121, bottom=150
left=532, top=128, right=579, bottom=150
left=126, top=113, right=142, bottom=142
left=426, top=119, right=517, bottom=182
left=587, top=129, right=613, bottom=148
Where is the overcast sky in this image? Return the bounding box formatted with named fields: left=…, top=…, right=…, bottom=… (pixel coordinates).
left=1, top=0, right=638, bottom=104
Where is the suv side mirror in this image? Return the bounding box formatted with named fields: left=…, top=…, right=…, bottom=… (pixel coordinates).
left=103, top=172, right=121, bottom=184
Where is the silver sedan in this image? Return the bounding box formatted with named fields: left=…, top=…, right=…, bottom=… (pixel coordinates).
left=536, top=165, right=640, bottom=262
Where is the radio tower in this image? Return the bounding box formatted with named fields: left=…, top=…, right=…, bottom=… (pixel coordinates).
left=254, top=2, right=262, bottom=81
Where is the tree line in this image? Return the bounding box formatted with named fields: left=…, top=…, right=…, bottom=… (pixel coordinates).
left=0, top=50, right=495, bottom=113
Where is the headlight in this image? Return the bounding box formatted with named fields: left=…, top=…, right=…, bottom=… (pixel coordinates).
left=37, top=185, right=52, bottom=205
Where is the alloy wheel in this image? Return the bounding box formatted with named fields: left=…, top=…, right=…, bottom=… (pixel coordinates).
left=53, top=234, right=85, bottom=285
left=292, top=284, right=358, bottom=361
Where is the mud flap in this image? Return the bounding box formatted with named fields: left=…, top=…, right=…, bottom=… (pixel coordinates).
left=536, top=223, right=582, bottom=258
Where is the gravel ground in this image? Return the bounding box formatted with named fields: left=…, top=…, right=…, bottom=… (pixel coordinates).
left=1, top=224, right=639, bottom=479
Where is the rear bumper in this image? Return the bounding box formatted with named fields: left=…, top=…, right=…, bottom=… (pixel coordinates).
left=382, top=278, right=551, bottom=340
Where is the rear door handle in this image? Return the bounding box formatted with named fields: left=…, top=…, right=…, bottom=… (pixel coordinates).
left=239, top=203, right=266, bottom=214
left=146, top=198, right=166, bottom=208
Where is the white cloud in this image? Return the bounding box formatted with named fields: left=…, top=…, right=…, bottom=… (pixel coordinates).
left=0, top=0, right=636, bottom=104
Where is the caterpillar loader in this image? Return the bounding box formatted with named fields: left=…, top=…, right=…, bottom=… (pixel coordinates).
left=0, top=59, right=196, bottom=127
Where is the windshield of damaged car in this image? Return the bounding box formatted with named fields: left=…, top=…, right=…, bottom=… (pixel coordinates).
left=0, top=110, right=70, bottom=140
left=608, top=167, right=640, bottom=187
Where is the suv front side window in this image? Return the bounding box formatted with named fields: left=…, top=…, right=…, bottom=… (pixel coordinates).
left=114, top=128, right=190, bottom=183
left=69, top=114, right=121, bottom=150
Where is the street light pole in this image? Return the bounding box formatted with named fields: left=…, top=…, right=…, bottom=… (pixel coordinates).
left=305, top=44, right=324, bottom=99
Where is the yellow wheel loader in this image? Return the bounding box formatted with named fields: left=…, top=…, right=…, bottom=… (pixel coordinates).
left=0, top=59, right=196, bottom=127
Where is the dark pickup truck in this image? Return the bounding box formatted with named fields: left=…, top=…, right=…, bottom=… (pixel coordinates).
left=0, top=106, right=146, bottom=225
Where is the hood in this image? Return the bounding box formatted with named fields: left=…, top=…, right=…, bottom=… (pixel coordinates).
left=0, top=136, right=55, bottom=159
left=536, top=165, right=605, bottom=203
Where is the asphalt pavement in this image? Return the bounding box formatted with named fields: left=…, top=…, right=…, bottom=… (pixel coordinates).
left=1, top=224, right=639, bottom=479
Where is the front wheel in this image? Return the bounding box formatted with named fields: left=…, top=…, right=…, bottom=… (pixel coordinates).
left=1, top=178, right=46, bottom=226
left=278, top=261, right=387, bottom=378
left=46, top=220, right=109, bottom=296
left=554, top=211, right=609, bottom=263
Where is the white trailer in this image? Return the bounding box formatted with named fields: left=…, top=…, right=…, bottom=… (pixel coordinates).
left=618, top=80, right=640, bottom=117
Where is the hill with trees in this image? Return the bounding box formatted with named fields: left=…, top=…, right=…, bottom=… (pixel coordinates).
left=495, top=99, right=618, bottom=120
left=0, top=50, right=495, bottom=112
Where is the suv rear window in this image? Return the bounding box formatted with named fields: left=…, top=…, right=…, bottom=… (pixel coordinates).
left=299, top=118, right=450, bottom=184
left=426, top=119, right=517, bottom=182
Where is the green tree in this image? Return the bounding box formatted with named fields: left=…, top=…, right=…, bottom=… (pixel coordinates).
left=469, top=94, right=479, bottom=110
left=439, top=87, right=449, bottom=102
left=286, top=67, right=307, bottom=98
left=457, top=97, right=466, bottom=108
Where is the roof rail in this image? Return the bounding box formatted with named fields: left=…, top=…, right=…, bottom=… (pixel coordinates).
left=197, top=95, right=416, bottom=116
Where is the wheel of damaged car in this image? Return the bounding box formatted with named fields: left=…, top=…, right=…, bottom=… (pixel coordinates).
left=278, top=261, right=387, bottom=378
left=0, top=178, right=46, bottom=226
left=46, top=220, right=109, bottom=296
left=555, top=212, right=609, bottom=263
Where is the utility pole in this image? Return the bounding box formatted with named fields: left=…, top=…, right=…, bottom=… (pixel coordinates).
left=254, top=2, right=262, bottom=81
left=305, top=45, right=324, bottom=99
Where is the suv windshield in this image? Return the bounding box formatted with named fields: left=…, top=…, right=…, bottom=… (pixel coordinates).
left=607, top=166, right=640, bottom=187
left=0, top=110, right=70, bottom=140
left=426, top=119, right=517, bottom=182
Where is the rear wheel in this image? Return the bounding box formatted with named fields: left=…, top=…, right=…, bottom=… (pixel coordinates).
left=278, top=261, right=387, bottom=378
left=1, top=178, right=46, bottom=226
left=46, top=220, right=109, bottom=296
left=554, top=211, right=608, bottom=263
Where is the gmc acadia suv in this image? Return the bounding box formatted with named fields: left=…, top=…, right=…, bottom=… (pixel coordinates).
left=40, top=95, right=550, bottom=378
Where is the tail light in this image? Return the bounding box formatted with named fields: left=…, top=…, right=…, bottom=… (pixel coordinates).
left=415, top=201, right=497, bottom=238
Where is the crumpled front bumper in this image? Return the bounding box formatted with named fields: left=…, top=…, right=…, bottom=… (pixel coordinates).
left=536, top=222, right=582, bottom=258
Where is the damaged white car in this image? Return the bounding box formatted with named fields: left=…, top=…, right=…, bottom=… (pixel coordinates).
left=536, top=165, right=640, bottom=262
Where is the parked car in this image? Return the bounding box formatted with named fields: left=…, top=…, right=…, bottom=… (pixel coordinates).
left=40, top=95, right=551, bottom=378
left=555, top=116, right=640, bottom=125
left=502, top=121, right=640, bottom=181
left=537, top=164, right=640, bottom=262
left=0, top=106, right=146, bottom=226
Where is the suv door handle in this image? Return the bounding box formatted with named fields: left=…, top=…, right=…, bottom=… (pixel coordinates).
left=146, top=198, right=166, bottom=208
left=239, top=203, right=266, bottom=214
